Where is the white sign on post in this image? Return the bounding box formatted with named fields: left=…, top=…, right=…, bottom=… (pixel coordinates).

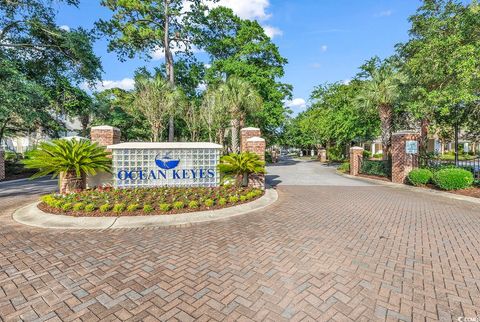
left=405, top=141, right=418, bottom=154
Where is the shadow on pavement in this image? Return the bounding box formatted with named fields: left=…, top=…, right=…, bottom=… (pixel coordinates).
left=266, top=156, right=301, bottom=167
left=0, top=178, right=57, bottom=199
left=266, top=175, right=282, bottom=187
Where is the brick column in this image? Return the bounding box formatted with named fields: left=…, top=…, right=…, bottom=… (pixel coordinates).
left=0, top=149, right=5, bottom=181
left=349, top=147, right=364, bottom=176
left=86, top=125, right=121, bottom=189
left=240, top=127, right=261, bottom=153
left=245, top=137, right=266, bottom=189
left=391, top=131, right=420, bottom=184
left=318, top=149, right=327, bottom=163
left=91, top=125, right=121, bottom=147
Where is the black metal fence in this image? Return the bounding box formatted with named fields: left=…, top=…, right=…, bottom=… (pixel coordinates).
left=413, top=155, right=480, bottom=179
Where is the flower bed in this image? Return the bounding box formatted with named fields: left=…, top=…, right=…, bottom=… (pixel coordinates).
left=39, top=186, right=264, bottom=217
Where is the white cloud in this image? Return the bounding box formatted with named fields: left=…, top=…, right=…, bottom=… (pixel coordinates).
left=285, top=98, right=307, bottom=110
left=59, top=25, right=70, bottom=32
left=215, top=0, right=271, bottom=20
left=82, top=78, right=135, bottom=92
left=376, top=10, right=393, bottom=17
left=210, top=0, right=283, bottom=38
left=311, top=63, right=321, bottom=69
left=342, top=79, right=351, bottom=85
left=262, top=25, right=283, bottom=38
left=320, top=45, right=328, bottom=52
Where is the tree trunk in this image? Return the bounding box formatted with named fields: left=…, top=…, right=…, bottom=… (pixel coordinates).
left=152, top=126, right=159, bottom=142
left=61, top=170, right=85, bottom=194
left=242, top=172, right=249, bottom=187
left=379, top=104, right=393, bottom=160
left=0, top=118, right=11, bottom=144
left=231, top=119, right=240, bottom=153
left=164, top=0, right=175, bottom=142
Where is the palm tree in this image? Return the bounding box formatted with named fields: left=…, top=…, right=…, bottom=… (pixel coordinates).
left=357, top=62, right=401, bottom=160
left=134, top=75, right=185, bottom=142
left=23, top=139, right=111, bottom=193
left=217, top=77, right=262, bottom=153
left=201, top=87, right=231, bottom=146
left=218, top=152, right=266, bottom=187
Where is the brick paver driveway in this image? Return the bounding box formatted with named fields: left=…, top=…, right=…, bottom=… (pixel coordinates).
left=1, top=160, right=480, bottom=321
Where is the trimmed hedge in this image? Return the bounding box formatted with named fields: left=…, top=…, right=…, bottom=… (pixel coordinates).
left=433, top=168, right=474, bottom=191
left=361, top=159, right=391, bottom=177
left=337, top=162, right=350, bottom=173
left=407, top=169, right=433, bottom=186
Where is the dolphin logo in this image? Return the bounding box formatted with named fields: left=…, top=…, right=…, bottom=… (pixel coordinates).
left=155, top=152, right=180, bottom=170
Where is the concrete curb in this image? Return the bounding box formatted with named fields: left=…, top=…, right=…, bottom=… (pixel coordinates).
left=337, top=171, right=480, bottom=205
left=12, top=188, right=279, bottom=230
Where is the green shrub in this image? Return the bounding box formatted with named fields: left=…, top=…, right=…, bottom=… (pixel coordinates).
left=433, top=168, right=474, bottom=191
left=240, top=195, right=247, bottom=202
left=172, top=201, right=185, bottom=210
left=143, top=204, right=154, bottom=213
left=61, top=202, right=72, bottom=211
left=73, top=202, right=85, bottom=211
left=326, top=146, right=345, bottom=162
left=99, top=204, right=111, bottom=212
left=126, top=203, right=139, bottom=212
left=372, top=153, right=383, bottom=159
left=113, top=203, right=126, bottom=213
left=41, top=195, right=56, bottom=206
left=159, top=203, right=171, bottom=212
left=204, top=199, right=214, bottom=207
left=84, top=204, right=96, bottom=212
left=53, top=200, right=64, bottom=208
left=246, top=192, right=256, bottom=200
left=188, top=200, right=199, bottom=209
left=361, top=160, right=390, bottom=177
left=407, top=169, right=433, bottom=186
left=218, top=198, right=227, bottom=206
left=228, top=196, right=239, bottom=203
left=337, top=162, right=350, bottom=173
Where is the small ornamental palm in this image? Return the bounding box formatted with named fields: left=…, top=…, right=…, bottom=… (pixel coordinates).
left=218, top=152, right=266, bottom=187
left=23, top=139, right=112, bottom=193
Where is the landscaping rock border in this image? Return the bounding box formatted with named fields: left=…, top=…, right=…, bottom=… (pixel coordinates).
left=12, top=187, right=278, bottom=229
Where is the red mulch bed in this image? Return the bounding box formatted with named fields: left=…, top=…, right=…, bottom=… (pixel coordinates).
left=444, top=187, right=480, bottom=199
left=37, top=194, right=264, bottom=217
left=356, top=175, right=480, bottom=199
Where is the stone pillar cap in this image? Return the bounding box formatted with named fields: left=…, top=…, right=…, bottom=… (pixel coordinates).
left=350, top=147, right=364, bottom=150
left=246, top=137, right=265, bottom=142
left=91, top=125, right=120, bottom=131
left=241, top=127, right=261, bottom=131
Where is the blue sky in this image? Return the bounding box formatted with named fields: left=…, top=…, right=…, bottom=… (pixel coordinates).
left=56, top=0, right=422, bottom=114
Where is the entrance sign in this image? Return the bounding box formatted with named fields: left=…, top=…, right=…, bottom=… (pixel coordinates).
left=108, top=142, right=222, bottom=188
left=405, top=140, right=418, bottom=154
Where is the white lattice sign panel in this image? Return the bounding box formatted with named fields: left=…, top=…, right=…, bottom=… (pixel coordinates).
left=109, top=142, right=222, bottom=188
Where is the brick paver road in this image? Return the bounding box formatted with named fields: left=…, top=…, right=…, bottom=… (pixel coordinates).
left=1, top=161, right=480, bottom=321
